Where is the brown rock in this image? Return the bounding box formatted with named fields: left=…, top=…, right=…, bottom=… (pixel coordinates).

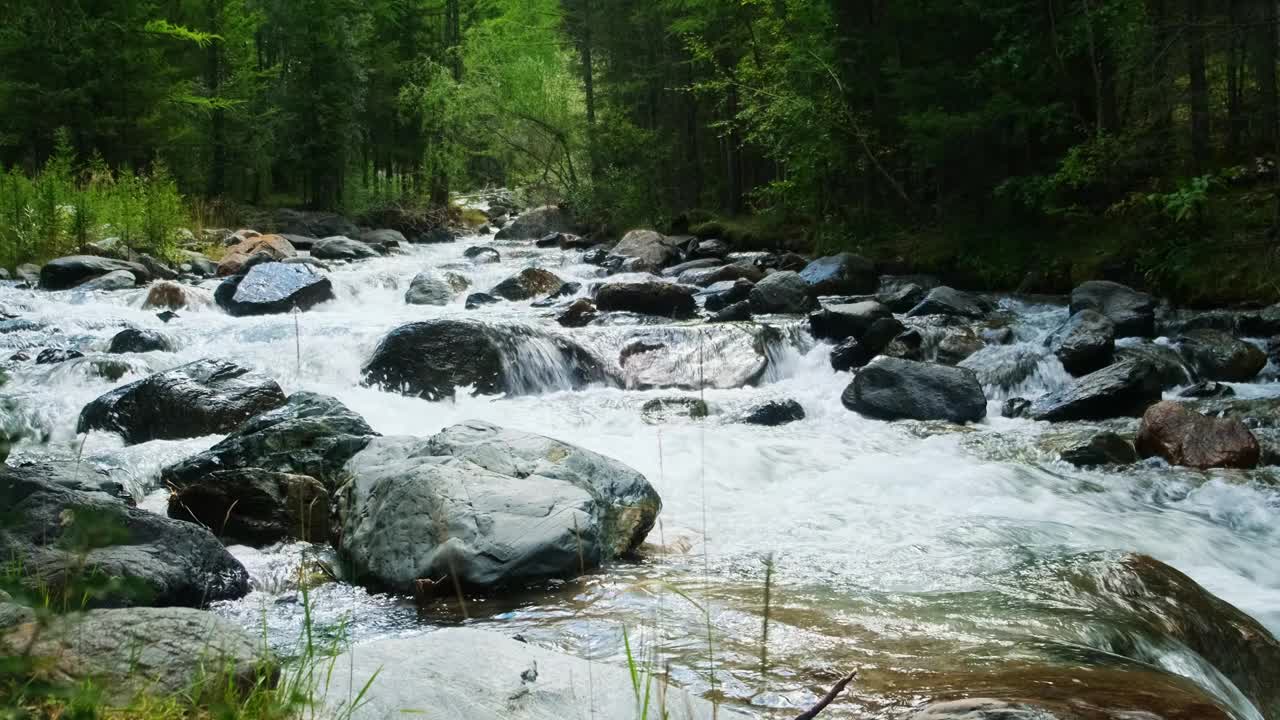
left=142, top=281, right=214, bottom=311
left=217, top=234, right=296, bottom=276
left=1136, top=400, right=1260, bottom=469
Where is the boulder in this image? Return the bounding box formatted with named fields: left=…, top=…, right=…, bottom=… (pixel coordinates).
left=76, top=270, right=137, bottom=291
left=1176, top=329, right=1266, bottom=382
left=77, top=358, right=287, bottom=445
left=741, top=399, right=805, bottom=426
left=361, top=228, right=407, bottom=248
left=748, top=271, right=810, bottom=314
left=494, top=205, right=572, bottom=240
left=0, top=463, right=249, bottom=608
left=36, top=348, right=84, bottom=365
left=842, top=357, right=987, bottom=423
left=906, top=286, right=991, bottom=320
left=662, top=258, right=721, bottom=278
left=936, top=326, right=985, bottom=365
left=137, top=254, right=178, bottom=281
left=107, top=328, right=174, bottom=354
left=1049, top=309, right=1115, bottom=376
left=557, top=299, right=598, bottom=328
left=604, top=229, right=680, bottom=272
left=1002, top=397, right=1032, bottom=418
left=491, top=268, right=565, bottom=301
left=405, top=272, right=454, bottom=306
left=677, top=262, right=764, bottom=287
left=142, top=280, right=213, bottom=310
left=798, top=253, right=876, bottom=296
left=876, top=282, right=926, bottom=313
left=595, top=281, right=696, bottom=317
left=1115, top=342, right=1194, bottom=389
left=1029, top=360, right=1162, bottom=422
left=338, top=422, right=661, bottom=592
left=38, top=256, right=149, bottom=290
left=1069, top=280, right=1156, bottom=338
left=808, top=300, right=893, bottom=342
left=279, top=233, right=317, bottom=251
left=1, top=607, right=267, bottom=704
left=641, top=397, right=710, bottom=422
left=465, top=292, right=500, bottom=309
left=1136, top=401, right=1260, bottom=469
left=700, top=279, right=754, bottom=312
left=161, top=392, right=376, bottom=493
left=362, top=320, right=604, bottom=400
left=1039, top=430, right=1138, bottom=466
left=312, top=235, right=381, bottom=261
left=215, top=262, right=335, bottom=316
left=168, top=469, right=328, bottom=546
left=463, top=246, right=501, bottom=264
left=710, top=300, right=752, bottom=323
left=275, top=208, right=359, bottom=239
left=316, top=628, right=722, bottom=720
left=830, top=317, right=905, bottom=372
left=217, top=234, right=297, bottom=276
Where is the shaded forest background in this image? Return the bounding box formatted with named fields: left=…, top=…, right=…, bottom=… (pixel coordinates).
left=3, top=0, right=1280, bottom=303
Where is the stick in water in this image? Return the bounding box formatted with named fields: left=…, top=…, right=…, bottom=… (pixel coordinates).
left=793, top=670, right=857, bottom=720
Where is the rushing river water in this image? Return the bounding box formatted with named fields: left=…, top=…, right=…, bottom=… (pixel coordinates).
left=3, top=225, right=1280, bottom=718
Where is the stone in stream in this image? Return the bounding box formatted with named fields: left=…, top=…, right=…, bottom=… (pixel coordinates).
left=362, top=320, right=606, bottom=400
left=491, top=268, right=564, bottom=301
left=1029, top=360, right=1162, bottom=422
left=677, top=262, right=764, bottom=287
left=604, top=229, right=681, bottom=272
left=168, top=468, right=328, bottom=546
left=556, top=298, right=597, bottom=328
left=404, top=271, right=454, bottom=306
left=662, top=257, right=722, bottom=278
left=689, top=237, right=730, bottom=259
left=830, top=317, right=905, bottom=372
left=936, top=326, right=985, bottom=365
left=747, top=271, right=811, bottom=314
left=906, top=286, right=991, bottom=320
left=463, top=245, right=501, bottom=263
left=1069, top=280, right=1156, bottom=338
left=465, top=292, right=500, bottom=309
left=317, top=628, right=725, bottom=720
left=279, top=233, right=318, bottom=251
left=595, top=281, right=696, bottom=317
left=1175, top=329, right=1266, bottom=382
left=161, top=392, right=376, bottom=494
left=809, top=300, right=893, bottom=342
left=276, top=208, right=360, bottom=239
left=1048, top=309, right=1115, bottom=376
left=0, top=463, right=250, bottom=608
left=216, top=234, right=297, bottom=276
left=214, top=261, right=335, bottom=316
left=798, top=252, right=877, bottom=296
left=337, top=422, right=661, bottom=594
left=1136, top=400, right=1260, bottom=469
left=78, top=358, right=287, bottom=445
left=1179, top=380, right=1235, bottom=398
left=1115, top=342, right=1194, bottom=389
left=710, top=300, right=752, bottom=323
left=76, top=269, right=137, bottom=291
left=876, top=281, right=926, bottom=313
left=494, top=205, right=572, bottom=240
left=38, top=256, right=150, bottom=290
left=35, top=348, right=84, bottom=365
left=311, top=235, right=381, bottom=261
left=1039, top=429, right=1138, bottom=466
left=143, top=280, right=214, bottom=310
left=1002, top=397, right=1032, bottom=418
left=107, top=328, right=174, bottom=354
left=136, top=253, right=177, bottom=281
left=843, top=357, right=987, bottom=423
left=700, top=278, right=754, bottom=311
left=741, top=399, right=805, bottom=426
left=1, top=607, right=269, bottom=705
left=361, top=228, right=407, bottom=249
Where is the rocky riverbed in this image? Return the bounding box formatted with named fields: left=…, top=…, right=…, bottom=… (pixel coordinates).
left=2, top=199, right=1280, bottom=719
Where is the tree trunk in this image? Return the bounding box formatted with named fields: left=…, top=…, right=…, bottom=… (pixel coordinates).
left=1188, top=0, right=1211, bottom=172
left=1252, top=0, right=1279, bottom=153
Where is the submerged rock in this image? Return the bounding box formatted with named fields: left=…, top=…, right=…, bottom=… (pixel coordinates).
left=843, top=357, right=987, bottom=423
left=215, top=262, right=335, bottom=316
left=1136, top=400, right=1260, bottom=469
left=1049, top=309, right=1115, bottom=376
left=595, top=281, right=696, bottom=317
left=556, top=298, right=597, bottom=327
left=35, top=348, right=84, bottom=365
left=405, top=271, right=454, bottom=306
left=1070, top=280, right=1156, bottom=338
left=1176, top=329, right=1266, bottom=382
left=77, top=358, right=286, bottom=444
left=741, top=399, right=805, bottom=426
left=641, top=397, right=710, bottom=422
left=338, top=422, right=661, bottom=593
left=1029, top=360, right=1162, bottom=422
left=465, top=292, right=500, bottom=309
left=463, top=246, right=501, bottom=263
left=107, top=328, right=174, bottom=354
left=39, top=256, right=149, bottom=290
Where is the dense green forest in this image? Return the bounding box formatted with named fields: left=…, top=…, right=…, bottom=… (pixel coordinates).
left=4, top=0, right=1280, bottom=302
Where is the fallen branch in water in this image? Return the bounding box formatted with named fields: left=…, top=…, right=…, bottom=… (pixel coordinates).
left=793, top=670, right=857, bottom=720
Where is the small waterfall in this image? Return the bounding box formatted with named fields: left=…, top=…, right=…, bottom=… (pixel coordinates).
left=961, top=342, right=1072, bottom=400
left=487, top=323, right=611, bottom=395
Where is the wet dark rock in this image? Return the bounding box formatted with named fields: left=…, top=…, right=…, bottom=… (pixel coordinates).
left=936, top=326, right=985, bottom=366
left=8, top=351, right=29, bottom=362
left=1176, top=329, right=1266, bottom=382
left=279, top=234, right=317, bottom=251
left=581, top=247, right=609, bottom=265
left=137, top=254, right=178, bottom=281
left=700, top=279, right=754, bottom=312
left=882, top=328, right=926, bottom=362
left=465, top=292, right=500, bottom=309
left=143, top=281, right=213, bottom=311
left=168, top=469, right=328, bottom=546
left=843, top=357, right=987, bottom=423
left=1048, top=309, right=1115, bottom=376
left=0, top=463, right=249, bottom=608
left=161, top=392, right=376, bottom=493
left=1136, top=400, right=1260, bottom=469
left=877, top=282, right=926, bottom=313
left=35, top=348, right=84, bottom=365
left=361, top=228, right=407, bottom=249
left=641, top=397, right=709, bottom=422
left=491, top=268, right=564, bottom=301
left=77, top=270, right=138, bottom=291
left=748, top=271, right=810, bottom=314
left=215, top=262, right=334, bottom=317
left=809, top=301, right=893, bottom=342
left=596, top=281, right=696, bottom=318
left=1115, top=342, right=1194, bottom=389
left=689, top=238, right=729, bottom=259
left=312, top=235, right=381, bottom=261
left=405, top=272, right=454, bottom=306
left=982, top=327, right=1015, bottom=345
left=1002, top=397, right=1032, bottom=418
left=677, top=262, right=763, bottom=287
left=710, top=300, right=752, bottom=323
left=1179, top=380, right=1235, bottom=398
left=1069, top=280, right=1156, bottom=338
left=39, top=256, right=150, bottom=290
left=108, top=328, right=174, bottom=354
left=1042, top=430, right=1138, bottom=466
left=798, top=253, right=876, bottom=296
left=1029, top=360, right=1162, bottom=422
left=78, top=358, right=287, bottom=445
left=156, top=311, right=179, bottom=323
left=605, top=229, right=681, bottom=272
left=830, top=317, right=905, bottom=372
left=906, top=286, right=991, bottom=320
left=741, top=399, right=805, bottom=426
left=275, top=208, right=359, bottom=239
left=463, top=246, right=501, bottom=263
left=338, top=422, right=661, bottom=592
left=557, top=299, right=598, bottom=327
left=494, top=205, right=571, bottom=240
left=1239, top=303, right=1280, bottom=337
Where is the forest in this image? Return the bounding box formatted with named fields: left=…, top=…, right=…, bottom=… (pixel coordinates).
left=3, top=0, right=1280, bottom=303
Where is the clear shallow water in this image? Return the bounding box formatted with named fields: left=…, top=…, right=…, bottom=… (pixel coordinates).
left=3, top=233, right=1280, bottom=718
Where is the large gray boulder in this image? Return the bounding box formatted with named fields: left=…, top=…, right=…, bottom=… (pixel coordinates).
left=1, top=607, right=268, bottom=705
left=317, top=628, right=725, bottom=720
left=798, top=252, right=876, bottom=296
left=311, top=235, right=381, bottom=261
left=748, top=271, right=810, bottom=314
left=338, top=421, right=661, bottom=593
left=1029, top=360, right=1162, bottom=422
left=605, top=229, right=680, bottom=272
left=1048, top=309, right=1115, bottom=376
left=39, top=256, right=150, bottom=290
left=1070, top=280, right=1156, bottom=338
left=495, top=206, right=572, bottom=240
left=0, top=463, right=249, bottom=608
left=595, top=281, right=696, bottom=317
left=77, top=358, right=286, bottom=445
left=1176, top=329, right=1267, bottom=382
left=214, top=262, right=335, bottom=316
left=842, top=357, right=987, bottom=423
left=906, top=286, right=991, bottom=320
left=405, top=271, right=454, bottom=306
